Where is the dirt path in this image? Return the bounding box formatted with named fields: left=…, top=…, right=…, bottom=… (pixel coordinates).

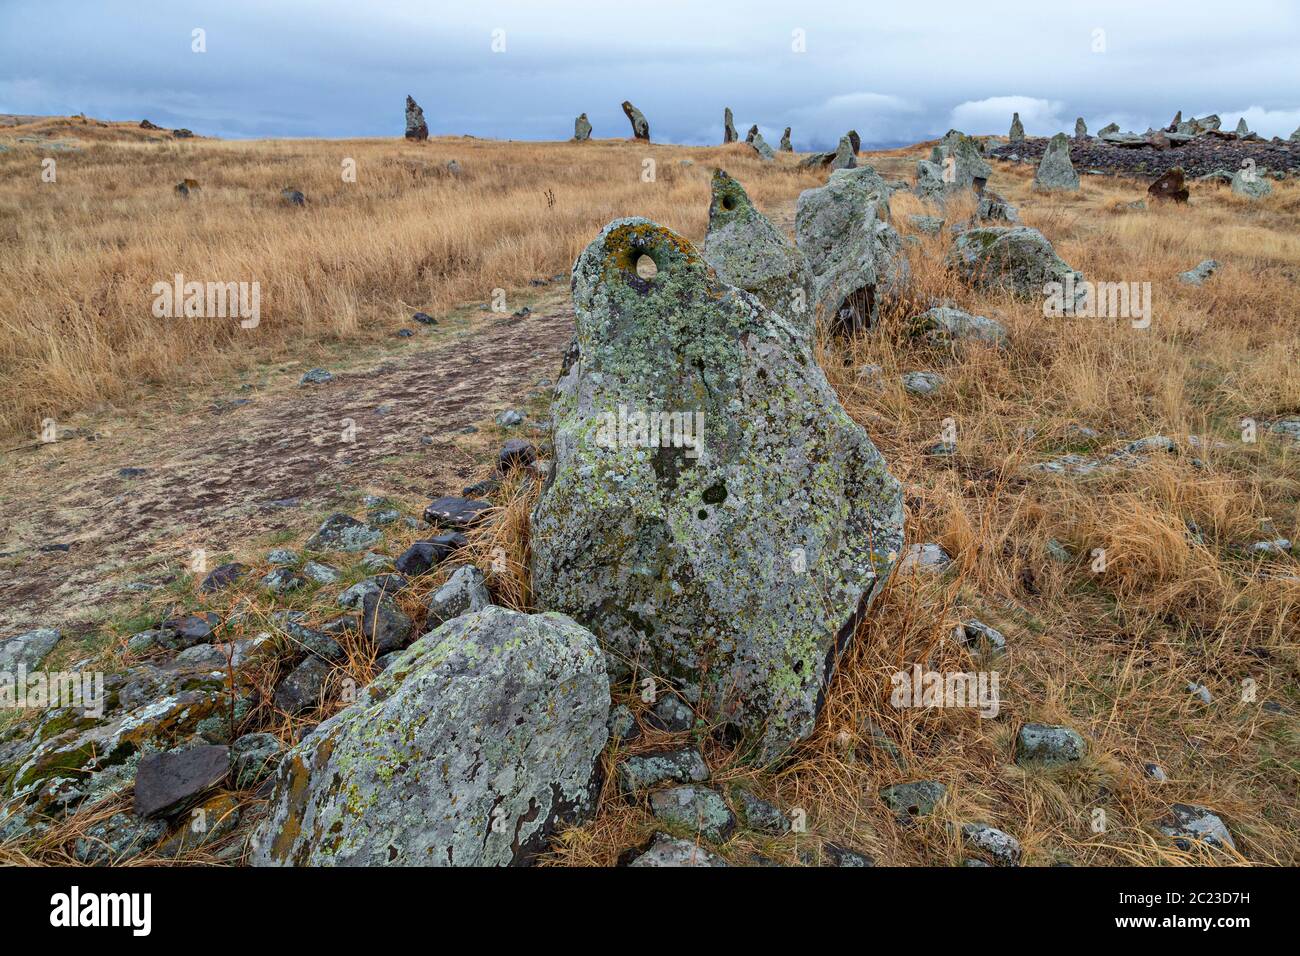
left=0, top=292, right=576, bottom=634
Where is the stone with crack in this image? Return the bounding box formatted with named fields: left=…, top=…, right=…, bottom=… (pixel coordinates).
left=532, top=217, right=904, bottom=759
left=251, top=606, right=609, bottom=866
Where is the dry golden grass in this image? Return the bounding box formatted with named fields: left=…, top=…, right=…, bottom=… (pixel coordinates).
left=2, top=123, right=1297, bottom=867
left=0, top=122, right=821, bottom=440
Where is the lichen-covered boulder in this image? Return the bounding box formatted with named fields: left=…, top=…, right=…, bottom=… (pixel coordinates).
left=573, top=113, right=592, bottom=141
left=1008, top=112, right=1025, bottom=143
left=780, top=127, right=793, bottom=151
left=404, top=95, right=428, bottom=142
left=749, top=131, right=776, bottom=161
left=622, top=100, right=650, bottom=141
left=796, top=165, right=909, bottom=334
left=915, top=130, right=991, bottom=201
left=948, top=226, right=1084, bottom=302
left=531, top=217, right=904, bottom=759
left=703, top=169, right=812, bottom=329
left=1231, top=165, right=1272, bottom=199
left=723, top=107, right=737, bottom=144
left=250, top=606, right=609, bottom=866
left=1033, top=133, right=1080, bottom=191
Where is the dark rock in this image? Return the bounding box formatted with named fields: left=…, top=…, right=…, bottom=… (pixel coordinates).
left=160, top=613, right=220, bottom=650
left=172, top=128, right=194, bottom=138
left=425, top=565, right=491, bottom=627
left=607, top=704, right=641, bottom=743
left=723, top=107, right=737, bottom=143
left=139, top=119, right=161, bottom=130
left=405, top=94, right=428, bottom=141
left=133, top=745, right=230, bottom=818
left=462, top=477, right=501, bottom=497
left=299, top=367, right=332, bottom=385
left=618, top=748, right=709, bottom=795
left=394, top=532, right=467, bottom=576
left=422, top=495, right=491, bottom=529
left=497, top=438, right=537, bottom=473
left=646, top=694, right=694, bottom=732
left=73, top=812, right=167, bottom=864
left=823, top=842, right=874, bottom=866
left=305, top=513, right=383, bottom=552
left=779, top=127, right=793, bottom=151
left=735, top=789, right=789, bottom=834
left=273, top=656, right=331, bottom=715
left=230, top=732, right=286, bottom=790
left=280, top=188, right=306, bottom=206
left=1148, top=166, right=1189, bottom=202
left=573, top=113, right=592, bottom=141
left=359, top=593, right=413, bottom=654
left=337, top=574, right=408, bottom=609
left=200, top=562, right=247, bottom=594
left=621, top=100, right=650, bottom=141
left=412, top=311, right=438, bottom=325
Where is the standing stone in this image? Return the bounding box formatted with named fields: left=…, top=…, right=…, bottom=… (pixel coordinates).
left=948, top=226, right=1085, bottom=303
left=251, top=607, right=609, bottom=866
left=703, top=169, right=812, bottom=328
left=573, top=113, right=592, bottom=142
left=1033, top=133, right=1080, bottom=191
left=1290, top=125, right=1300, bottom=143
left=1074, top=117, right=1088, bottom=139
left=531, top=218, right=904, bottom=760
left=830, top=134, right=857, bottom=169
left=723, top=108, right=738, bottom=144
left=780, top=127, right=793, bottom=151
left=749, top=131, right=776, bottom=161
left=621, top=100, right=650, bottom=141
left=1148, top=166, right=1189, bottom=203
left=1168, top=110, right=1182, bottom=131
left=847, top=130, right=861, bottom=153
left=915, top=130, right=991, bottom=200
left=404, top=95, right=428, bottom=142
left=797, top=165, right=908, bottom=334
left=1231, top=165, right=1272, bottom=199
left=1234, top=117, right=1249, bottom=138
left=745, top=124, right=758, bottom=144
left=1008, top=112, right=1025, bottom=143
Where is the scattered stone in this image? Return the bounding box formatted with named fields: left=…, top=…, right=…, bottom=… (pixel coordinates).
left=160, top=613, right=220, bottom=650
left=1148, top=166, right=1189, bottom=202
left=649, top=786, right=736, bottom=842
left=949, top=226, right=1085, bottom=303
left=961, top=823, right=1022, bottom=866
left=533, top=217, right=904, bottom=759
left=748, top=131, right=776, bottom=161
left=272, top=656, right=331, bottom=715
left=337, top=574, right=408, bottom=609
left=404, top=94, right=428, bottom=141
left=0, top=627, right=60, bottom=672
left=394, top=533, right=466, bottom=577
left=621, top=100, right=650, bottom=141
left=880, top=780, right=946, bottom=821
left=73, top=812, right=167, bottom=864
left=260, top=567, right=307, bottom=594
left=1034, top=133, right=1080, bottom=191
left=703, top=169, right=812, bottom=325
left=155, top=792, right=242, bottom=858
left=1144, top=762, right=1168, bottom=783
left=573, top=112, right=592, bottom=141
left=1250, top=538, right=1293, bottom=555
left=646, top=694, right=694, bottom=732
left=899, top=542, right=951, bottom=573
left=495, top=409, right=525, bottom=427
left=424, top=566, right=492, bottom=629
left=629, top=833, right=727, bottom=867
left=916, top=129, right=991, bottom=201
left=734, top=789, right=789, bottom=834
left=412, top=310, right=437, bottom=325
left=956, top=620, right=1007, bottom=655
left=822, top=842, right=874, bottom=866
left=422, top=496, right=491, bottom=529
left=133, top=745, right=230, bottom=818
left=618, top=748, right=710, bottom=795
left=172, top=128, right=194, bottom=139
left=174, top=642, right=228, bottom=669
left=723, top=107, right=737, bottom=143
left=1156, top=803, right=1236, bottom=851
left=359, top=593, right=413, bottom=654
left=1231, top=166, right=1272, bottom=199
left=306, top=513, right=383, bottom=552
left=902, top=370, right=944, bottom=395
left=267, top=548, right=298, bottom=566
left=230, top=733, right=286, bottom=790
left=252, top=607, right=610, bottom=866
left=299, top=368, right=332, bottom=385
left=281, top=188, right=306, bottom=206
left=909, top=214, right=944, bottom=236
left=1178, top=259, right=1219, bottom=285
left=1074, top=117, right=1088, bottom=139
left=911, top=306, right=1007, bottom=347
left=200, top=562, right=247, bottom=593
left=1016, top=724, right=1087, bottom=766
left=607, top=704, right=641, bottom=743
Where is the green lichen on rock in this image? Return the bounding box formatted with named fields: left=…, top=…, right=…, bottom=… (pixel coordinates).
left=703, top=169, right=812, bottom=331
left=948, top=225, right=1084, bottom=301
left=532, top=217, right=904, bottom=761
left=251, top=606, right=609, bottom=866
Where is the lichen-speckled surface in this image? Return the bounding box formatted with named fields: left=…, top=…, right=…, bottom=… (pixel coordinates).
left=250, top=606, right=609, bottom=866
left=948, top=226, right=1085, bottom=300
left=794, top=166, right=908, bottom=331
left=531, top=217, right=904, bottom=760
left=703, top=170, right=813, bottom=333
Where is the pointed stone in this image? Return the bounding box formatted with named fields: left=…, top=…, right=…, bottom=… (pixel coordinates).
left=1008, top=112, right=1025, bottom=143
left=723, top=107, right=737, bottom=143
left=915, top=130, right=991, bottom=200
left=779, top=127, right=793, bottom=151
left=1074, top=116, right=1088, bottom=138
left=748, top=130, right=775, bottom=161
left=703, top=169, right=812, bottom=327
left=532, top=217, right=904, bottom=759
left=621, top=100, right=649, bottom=141
left=1033, top=133, right=1080, bottom=191
left=404, top=95, right=428, bottom=141
left=745, top=124, right=758, bottom=143
left=573, top=113, right=591, bottom=141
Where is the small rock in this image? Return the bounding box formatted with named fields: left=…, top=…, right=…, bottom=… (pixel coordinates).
left=422, top=496, right=491, bottom=529
left=649, top=786, right=736, bottom=842
left=1187, top=682, right=1213, bottom=705
left=1016, top=723, right=1087, bottom=766
left=0, top=627, right=61, bottom=672
left=960, top=822, right=1022, bottom=866
left=306, top=513, right=383, bottom=552
left=1144, top=762, right=1168, bottom=783
left=412, top=311, right=438, bottom=325
left=956, top=620, right=1007, bottom=654
left=267, top=548, right=299, bottom=565
left=394, top=533, right=467, bottom=576
left=299, top=368, right=332, bottom=385
left=359, top=592, right=413, bottom=655
left=629, top=833, right=726, bottom=867
left=497, top=438, right=537, bottom=473
left=134, top=745, right=230, bottom=818
left=902, top=371, right=945, bottom=395
left=199, top=562, right=247, bottom=593
left=646, top=694, right=694, bottom=732
left=337, top=574, right=408, bottom=609
left=73, top=812, right=167, bottom=864
left=899, top=543, right=952, bottom=573
left=425, top=565, right=492, bottom=628
left=273, top=656, right=332, bottom=715
left=303, top=561, right=341, bottom=585
left=261, top=567, right=308, bottom=593
left=618, top=748, right=709, bottom=795
left=880, top=780, right=947, bottom=820
left=495, top=409, right=525, bottom=427
left=734, top=789, right=789, bottom=834
left=160, top=613, right=220, bottom=650
left=1178, top=259, right=1219, bottom=285
left=281, top=188, right=306, bottom=206
left=822, top=842, right=874, bottom=867
left=607, top=704, right=641, bottom=743
left=231, top=733, right=286, bottom=790
left=1156, top=803, right=1236, bottom=851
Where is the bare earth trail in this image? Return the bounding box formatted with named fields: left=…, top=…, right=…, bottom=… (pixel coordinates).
left=0, top=291, right=578, bottom=634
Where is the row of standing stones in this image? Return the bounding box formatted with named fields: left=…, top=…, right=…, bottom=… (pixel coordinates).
left=7, top=121, right=1290, bottom=866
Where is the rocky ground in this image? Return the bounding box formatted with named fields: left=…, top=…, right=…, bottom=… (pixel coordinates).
left=989, top=134, right=1300, bottom=181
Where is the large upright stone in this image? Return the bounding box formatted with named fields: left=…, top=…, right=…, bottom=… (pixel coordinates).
left=573, top=113, right=592, bottom=141
left=780, top=127, right=793, bottom=151
left=404, top=95, right=428, bottom=142
left=745, top=124, right=758, bottom=144
left=703, top=169, right=812, bottom=328
left=1291, top=125, right=1300, bottom=143
left=251, top=607, right=609, bottom=866
left=531, top=218, right=904, bottom=759
left=1074, top=117, right=1088, bottom=139
left=1234, top=117, right=1249, bottom=138
left=1008, top=112, right=1025, bottom=143
left=723, top=108, right=738, bottom=144
left=796, top=165, right=908, bottom=334
left=1033, top=133, right=1080, bottom=191
left=622, top=100, right=650, bottom=141
left=915, top=130, right=991, bottom=201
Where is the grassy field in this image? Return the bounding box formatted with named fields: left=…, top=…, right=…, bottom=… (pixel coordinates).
left=1, top=117, right=1297, bottom=866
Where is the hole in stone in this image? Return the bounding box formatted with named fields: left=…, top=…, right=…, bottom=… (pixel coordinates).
left=635, top=254, right=658, bottom=280
left=697, top=508, right=708, bottom=520
left=721, top=195, right=737, bottom=211
left=702, top=483, right=727, bottom=505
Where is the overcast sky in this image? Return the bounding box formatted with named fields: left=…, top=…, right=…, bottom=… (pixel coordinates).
left=2, top=1, right=1299, bottom=149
